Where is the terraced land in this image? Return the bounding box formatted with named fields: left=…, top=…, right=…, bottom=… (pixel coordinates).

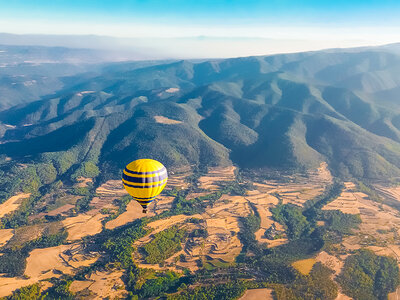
left=1, top=163, right=400, bottom=299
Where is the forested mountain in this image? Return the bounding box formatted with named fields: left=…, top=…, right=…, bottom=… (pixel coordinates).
left=2, top=43, right=400, bottom=300
left=2, top=44, right=400, bottom=180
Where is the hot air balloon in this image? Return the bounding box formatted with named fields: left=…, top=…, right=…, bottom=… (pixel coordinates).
left=122, top=159, right=168, bottom=213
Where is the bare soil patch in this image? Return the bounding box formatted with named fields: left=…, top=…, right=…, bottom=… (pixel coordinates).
left=133, top=215, right=201, bottom=272
left=322, top=182, right=361, bottom=214
left=165, top=88, right=180, bottom=93
left=70, top=270, right=127, bottom=299
left=389, top=286, right=400, bottom=300
left=154, top=116, right=182, bottom=124
left=315, top=251, right=344, bottom=277
left=198, top=166, right=236, bottom=190
left=0, top=193, right=30, bottom=218
left=0, top=243, right=99, bottom=297
left=133, top=193, right=251, bottom=272
left=92, top=180, right=127, bottom=212
left=0, top=229, right=14, bottom=247
left=368, top=245, right=397, bottom=258
left=25, top=244, right=97, bottom=279
left=253, top=163, right=332, bottom=207
left=105, top=200, right=154, bottom=230
left=245, top=190, right=287, bottom=247
left=374, top=185, right=400, bottom=203
left=75, top=177, right=93, bottom=188
left=151, top=195, right=175, bottom=214
left=145, top=214, right=200, bottom=237
left=239, top=288, right=274, bottom=300
left=292, top=258, right=317, bottom=275
left=46, top=204, right=75, bottom=217
left=69, top=280, right=92, bottom=293
left=332, top=185, right=400, bottom=251
left=0, top=277, right=37, bottom=298
left=95, top=180, right=127, bottom=198
left=179, top=195, right=249, bottom=270
left=6, top=224, right=44, bottom=248
left=336, top=293, right=352, bottom=300
left=164, top=169, right=192, bottom=190
left=62, top=212, right=105, bottom=241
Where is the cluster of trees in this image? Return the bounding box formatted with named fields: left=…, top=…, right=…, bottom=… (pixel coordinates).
left=128, top=269, right=182, bottom=298
left=142, top=225, right=186, bottom=264
left=170, top=189, right=226, bottom=215
left=338, top=249, right=400, bottom=300
left=102, top=219, right=150, bottom=268
left=270, top=181, right=360, bottom=247
left=0, top=161, right=68, bottom=229
left=51, top=151, right=78, bottom=175
left=235, top=181, right=359, bottom=287
left=189, top=228, right=208, bottom=238
left=167, top=281, right=247, bottom=300
left=271, top=203, right=311, bottom=240
left=0, top=156, right=100, bottom=217
left=45, top=279, right=74, bottom=299
left=0, top=248, right=27, bottom=277
left=35, top=163, right=58, bottom=185
left=0, top=168, right=20, bottom=202
left=3, top=283, right=44, bottom=300
left=274, top=263, right=338, bottom=300
left=355, top=180, right=383, bottom=203
left=319, top=210, right=362, bottom=250
left=0, top=161, right=60, bottom=203
left=70, top=186, right=90, bottom=196
left=238, top=208, right=261, bottom=256
left=235, top=203, right=300, bottom=283
left=322, top=210, right=361, bottom=235
left=0, top=193, right=41, bottom=229
left=234, top=204, right=339, bottom=298
left=70, top=161, right=100, bottom=181
left=68, top=183, right=97, bottom=213
left=74, top=193, right=93, bottom=213
left=303, top=181, right=344, bottom=211
left=252, top=238, right=319, bottom=283
left=166, top=189, right=205, bottom=215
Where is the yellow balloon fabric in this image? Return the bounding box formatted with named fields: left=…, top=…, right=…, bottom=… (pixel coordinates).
left=122, top=159, right=167, bottom=213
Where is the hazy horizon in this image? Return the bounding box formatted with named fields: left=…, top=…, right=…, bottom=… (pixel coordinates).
left=1, top=32, right=400, bottom=61
left=1, top=0, right=400, bottom=59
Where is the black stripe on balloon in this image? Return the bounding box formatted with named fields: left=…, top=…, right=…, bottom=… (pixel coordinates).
left=122, top=172, right=168, bottom=183
left=122, top=182, right=166, bottom=189
left=124, top=166, right=166, bottom=175
left=136, top=199, right=154, bottom=204
left=132, top=196, right=156, bottom=200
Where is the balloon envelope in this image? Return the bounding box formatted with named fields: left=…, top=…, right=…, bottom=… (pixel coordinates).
left=122, top=159, right=168, bottom=213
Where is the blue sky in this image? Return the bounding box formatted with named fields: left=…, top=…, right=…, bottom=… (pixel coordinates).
left=1, top=0, right=400, bottom=57
left=2, top=0, right=400, bottom=29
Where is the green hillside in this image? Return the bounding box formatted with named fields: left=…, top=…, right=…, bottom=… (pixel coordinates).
left=2, top=44, right=400, bottom=182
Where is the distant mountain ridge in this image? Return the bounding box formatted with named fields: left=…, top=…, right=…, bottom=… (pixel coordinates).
left=1, top=44, right=400, bottom=180
left=0, top=44, right=173, bottom=110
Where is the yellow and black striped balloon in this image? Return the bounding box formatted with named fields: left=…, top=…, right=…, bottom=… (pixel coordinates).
left=122, top=159, right=167, bottom=213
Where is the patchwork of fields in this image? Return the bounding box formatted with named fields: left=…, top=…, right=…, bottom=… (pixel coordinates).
left=0, top=162, right=400, bottom=299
